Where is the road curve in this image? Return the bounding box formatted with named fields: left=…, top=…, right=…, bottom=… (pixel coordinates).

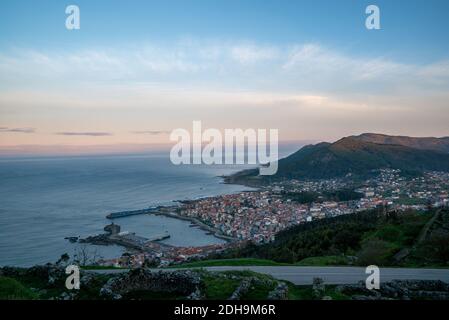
left=90, top=266, right=449, bottom=285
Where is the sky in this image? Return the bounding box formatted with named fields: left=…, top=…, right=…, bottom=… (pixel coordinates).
left=0, top=0, right=449, bottom=154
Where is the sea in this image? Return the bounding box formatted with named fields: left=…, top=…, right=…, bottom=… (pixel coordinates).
left=0, top=153, right=258, bottom=267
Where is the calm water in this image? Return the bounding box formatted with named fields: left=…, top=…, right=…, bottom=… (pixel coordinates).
left=0, top=154, right=255, bottom=267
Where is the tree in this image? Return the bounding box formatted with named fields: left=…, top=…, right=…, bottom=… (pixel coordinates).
left=73, top=245, right=102, bottom=266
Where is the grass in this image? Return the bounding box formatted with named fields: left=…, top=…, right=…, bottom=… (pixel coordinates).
left=80, top=265, right=125, bottom=270
left=203, top=274, right=240, bottom=299
left=202, top=270, right=280, bottom=300
left=241, top=282, right=276, bottom=300
left=286, top=284, right=349, bottom=300
left=170, top=258, right=290, bottom=268
left=7, top=273, right=66, bottom=300
left=0, top=276, right=39, bottom=300
left=250, top=211, right=432, bottom=268
left=76, top=274, right=112, bottom=300
left=295, top=255, right=351, bottom=266
left=220, top=270, right=274, bottom=279
left=325, top=286, right=350, bottom=300
left=355, top=212, right=432, bottom=266
left=286, top=284, right=314, bottom=300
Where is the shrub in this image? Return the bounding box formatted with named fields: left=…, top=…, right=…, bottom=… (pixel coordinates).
left=356, top=239, right=394, bottom=266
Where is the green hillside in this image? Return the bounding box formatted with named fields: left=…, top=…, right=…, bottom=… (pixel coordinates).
left=226, top=135, right=449, bottom=182
left=212, top=208, right=449, bottom=268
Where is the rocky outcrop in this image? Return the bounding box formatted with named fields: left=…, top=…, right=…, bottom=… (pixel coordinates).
left=267, top=282, right=289, bottom=300
left=312, top=277, right=325, bottom=299
left=187, top=288, right=205, bottom=300
left=228, top=278, right=254, bottom=300
left=336, top=280, right=449, bottom=300
left=104, top=223, right=121, bottom=235
left=99, top=268, right=202, bottom=300
left=1, top=264, right=66, bottom=286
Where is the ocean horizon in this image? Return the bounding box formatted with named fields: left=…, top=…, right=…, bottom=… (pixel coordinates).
left=0, top=153, right=260, bottom=267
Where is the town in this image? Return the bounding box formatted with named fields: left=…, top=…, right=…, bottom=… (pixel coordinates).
left=97, top=169, right=449, bottom=268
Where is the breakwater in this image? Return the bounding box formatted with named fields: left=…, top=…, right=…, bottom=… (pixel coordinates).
left=106, top=206, right=164, bottom=219
left=105, top=203, right=236, bottom=242
left=149, top=208, right=237, bottom=242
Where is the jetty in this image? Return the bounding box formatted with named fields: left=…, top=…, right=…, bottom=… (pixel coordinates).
left=106, top=207, right=162, bottom=219
left=79, top=223, right=171, bottom=251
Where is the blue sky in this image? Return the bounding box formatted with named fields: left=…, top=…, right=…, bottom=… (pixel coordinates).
left=2, top=0, right=448, bottom=62
left=0, top=0, right=449, bottom=152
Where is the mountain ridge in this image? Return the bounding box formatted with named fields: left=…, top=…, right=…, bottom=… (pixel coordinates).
left=225, top=133, right=449, bottom=183
left=350, top=133, right=449, bottom=153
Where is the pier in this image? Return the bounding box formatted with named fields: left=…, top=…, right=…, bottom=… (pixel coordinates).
left=78, top=223, right=171, bottom=251
left=146, top=232, right=170, bottom=242
left=106, top=207, right=162, bottom=219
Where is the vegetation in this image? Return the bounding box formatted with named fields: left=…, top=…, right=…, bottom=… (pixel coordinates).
left=287, top=284, right=349, bottom=300
left=228, top=136, right=449, bottom=181
left=217, top=209, right=383, bottom=263
left=212, top=209, right=445, bottom=267
left=80, top=265, right=124, bottom=270
left=0, top=266, right=323, bottom=300
left=352, top=133, right=449, bottom=153
left=206, top=270, right=277, bottom=300
left=295, top=255, right=351, bottom=266
left=202, top=273, right=240, bottom=299
left=1, top=209, right=448, bottom=301
left=172, top=258, right=289, bottom=268
left=408, top=209, right=449, bottom=265
left=282, top=189, right=363, bottom=204
left=0, top=277, right=39, bottom=300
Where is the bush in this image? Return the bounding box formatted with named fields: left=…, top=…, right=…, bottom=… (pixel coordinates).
left=0, top=277, right=38, bottom=300
left=416, top=231, right=449, bottom=263
left=372, top=225, right=402, bottom=243
left=356, top=239, right=394, bottom=266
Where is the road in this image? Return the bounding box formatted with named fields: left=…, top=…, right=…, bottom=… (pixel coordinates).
left=91, top=266, right=449, bottom=285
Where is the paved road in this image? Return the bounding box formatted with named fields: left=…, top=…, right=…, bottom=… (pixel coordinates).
left=91, top=266, right=449, bottom=285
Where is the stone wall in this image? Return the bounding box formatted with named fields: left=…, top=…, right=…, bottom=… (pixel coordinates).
left=99, top=268, right=202, bottom=299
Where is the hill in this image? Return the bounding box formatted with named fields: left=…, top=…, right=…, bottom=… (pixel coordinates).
left=212, top=208, right=449, bottom=268
left=225, top=134, right=449, bottom=183
left=351, top=133, right=449, bottom=153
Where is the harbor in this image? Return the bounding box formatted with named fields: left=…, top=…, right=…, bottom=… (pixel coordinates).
left=78, top=222, right=171, bottom=251
left=73, top=202, right=232, bottom=253
left=105, top=203, right=237, bottom=242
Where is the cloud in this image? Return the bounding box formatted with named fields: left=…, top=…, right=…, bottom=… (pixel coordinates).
left=0, top=127, right=35, bottom=133
left=1, top=41, right=448, bottom=97
left=417, top=60, right=449, bottom=80
left=1, top=41, right=449, bottom=144
left=230, top=45, right=279, bottom=64
left=55, top=132, right=113, bottom=136
left=131, top=130, right=170, bottom=135
left=283, top=43, right=411, bottom=81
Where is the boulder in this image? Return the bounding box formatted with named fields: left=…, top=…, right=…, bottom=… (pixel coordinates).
left=267, top=282, right=289, bottom=300
left=228, top=278, right=253, bottom=300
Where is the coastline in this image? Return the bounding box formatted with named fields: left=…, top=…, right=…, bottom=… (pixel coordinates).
left=156, top=179, right=262, bottom=243
left=149, top=208, right=237, bottom=242
left=69, top=171, right=257, bottom=257
left=79, top=173, right=256, bottom=254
